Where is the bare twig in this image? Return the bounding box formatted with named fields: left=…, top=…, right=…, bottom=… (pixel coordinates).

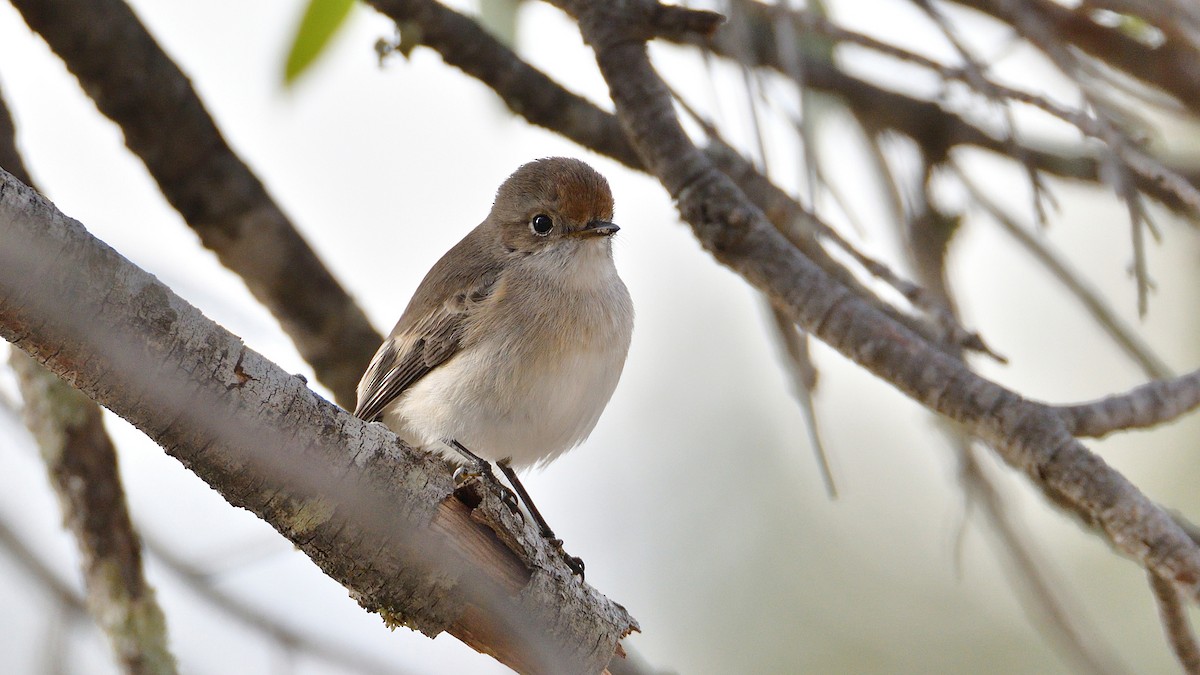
left=949, top=0, right=1200, bottom=114
left=958, top=440, right=1129, bottom=675
left=1149, top=571, right=1200, bottom=673
left=906, top=0, right=1054, bottom=225
left=552, top=0, right=1200, bottom=602
left=703, top=0, right=1200, bottom=217
left=1055, top=368, right=1200, bottom=438
left=952, top=163, right=1172, bottom=380
left=9, top=0, right=383, bottom=407
left=977, top=0, right=1173, bottom=313
left=0, top=171, right=637, bottom=673
left=144, top=539, right=416, bottom=675
left=2, top=83, right=177, bottom=675
left=767, top=305, right=837, bottom=497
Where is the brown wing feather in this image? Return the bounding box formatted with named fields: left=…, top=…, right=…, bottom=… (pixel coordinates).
left=353, top=226, right=503, bottom=422
left=353, top=311, right=465, bottom=422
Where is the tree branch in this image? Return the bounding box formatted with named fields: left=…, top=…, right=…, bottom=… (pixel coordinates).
left=374, top=0, right=643, bottom=171
left=8, top=0, right=382, bottom=407
left=700, top=0, right=1200, bottom=216
left=1, top=84, right=177, bottom=674
left=1055, top=369, right=1200, bottom=438
left=10, top=353, right=178, bottom=675
left=1150, top=571, right=1200, bottom=673
left=368, top=0, right=999, bottom=361
left=949, top=0, right=1200, bottom=113
left=552, top=0, right=1200, bottom=601
left=0, top=169, right=637, bottom=674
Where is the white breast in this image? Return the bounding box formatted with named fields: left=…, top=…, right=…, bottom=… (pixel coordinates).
left=383, top=241, right=633, bottom=469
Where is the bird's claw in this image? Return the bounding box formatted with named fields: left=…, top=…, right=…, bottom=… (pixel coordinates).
left=547, top=538, right=585, bottom=578
left=451, top=465, right=477, bottom=487
left=454, top=463, right=522, bottom=518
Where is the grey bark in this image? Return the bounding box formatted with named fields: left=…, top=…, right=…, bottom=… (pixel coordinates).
left=0, top=169, right=637, bottom=675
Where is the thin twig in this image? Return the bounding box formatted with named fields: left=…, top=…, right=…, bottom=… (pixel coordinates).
left=952, top=163, right=1172, bottom=379
left=554, top=0, right=1200, bottom=610
left=144, top=538, right=416, bottom=675
left=958, top=440, right=1129, bottom=675
left=1055, top=368, right=1200, bottom=438
left=1149, top=571, right=1200, bottom=674
left=767, top=305, right=837, bottom=497
left=0, top=516, right=82, bottom=611
left=9, top=0, right=383, bottom=407
left=706, top=1, right=1200, bottom=218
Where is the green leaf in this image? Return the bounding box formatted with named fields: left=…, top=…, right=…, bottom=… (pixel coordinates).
left=284, top=0, right=356, bottom=85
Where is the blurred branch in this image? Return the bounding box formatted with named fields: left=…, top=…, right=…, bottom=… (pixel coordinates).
left=373, top=0, right=643, bottom=170
left=902, top=170, right=1125, bottom=673
left=144, top=539, right=416, bottom=675
left=1149, top=571, right=1200, bottom=674
left=679, top=0, right=1200, bottom=216
left=952, top=163, right=1172, bottom=380
left=0, top=515, right=83, bottom=615
left=0, top=473, right=410, bottom=675
left=11, top=353, right=178, bottom=675
left=8, top=0, right=382, bottom=408
left=958, top=440, right=1129, bottom=674
left=0, top=82, right=29, bottom=181
left=950, top=0, right=1200, bottom=112
left=1, top=84, right=177, bottom=675
left=0, top=171, right=637, bottom=674
left=766, top=305, right=836, bottom=497
left=1055, top=368, right=1200, bottom=438
left=550, top=0, right=1200, bottom=603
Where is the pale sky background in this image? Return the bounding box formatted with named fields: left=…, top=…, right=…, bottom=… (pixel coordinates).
left=1, top=1, right=1199, bottom=674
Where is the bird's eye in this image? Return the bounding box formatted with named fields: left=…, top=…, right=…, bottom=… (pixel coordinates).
left=530, top=214, right=554, bottom=236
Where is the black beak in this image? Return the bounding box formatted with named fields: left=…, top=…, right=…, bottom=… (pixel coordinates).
left=578, top=220, right=619, bottom=237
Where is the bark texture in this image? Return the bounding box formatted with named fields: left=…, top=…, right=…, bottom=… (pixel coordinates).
left=9, top=0, right=382, bottom=407
left=0, top=169, right=637, bottom=674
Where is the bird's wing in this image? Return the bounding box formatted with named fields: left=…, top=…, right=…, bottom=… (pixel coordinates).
left=353, top=268, right=501, bottom=423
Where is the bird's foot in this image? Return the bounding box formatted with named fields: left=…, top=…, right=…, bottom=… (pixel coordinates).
left=452, top=459, right=522, bottom=518
left=549, top=538, right=585, bottom=579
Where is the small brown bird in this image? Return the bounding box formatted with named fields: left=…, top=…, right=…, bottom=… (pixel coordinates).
left=354, top=157, right=634, bottom=573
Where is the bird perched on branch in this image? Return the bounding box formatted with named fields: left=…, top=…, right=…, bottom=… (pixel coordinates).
left=355, top=157, right=634, bottom=575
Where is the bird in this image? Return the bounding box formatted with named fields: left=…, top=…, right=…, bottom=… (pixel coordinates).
left=354, top=157, right=634, bottom=575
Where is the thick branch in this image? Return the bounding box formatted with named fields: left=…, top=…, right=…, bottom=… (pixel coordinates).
left=373, top=0, right=643, bottom=170
left=1, top=86, right=177, bottom=674
left=555, top=0, right=1200, bottom=601
left=9, top=0, right=382, bottom=407
left=368, top=0, right=997, bottom=361
left=0, top=170, right=636, bottom=674
left=11, top=352, right=178, bottom=675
